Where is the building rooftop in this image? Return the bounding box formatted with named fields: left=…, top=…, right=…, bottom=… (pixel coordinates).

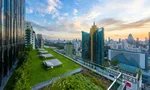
left=118, top=63, right=138, bottom=73
left=142, top=70, right=150, bottom=76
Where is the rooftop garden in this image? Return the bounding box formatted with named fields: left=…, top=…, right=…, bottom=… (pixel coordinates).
left=5, top=47, right=80, bottom=89
left=30, top=48, right=80, bottom=86
left=42, top=70, right=112, bottom=90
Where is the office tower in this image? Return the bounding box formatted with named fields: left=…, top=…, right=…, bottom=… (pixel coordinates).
left=0, top=0, right=25, bottom=87
left=149, top=32, right=150, bottom=52
left=93, top=28, right=104, bottom=64
left=127, top=34, right=135, bottom=44
left=82, top=22, right=104, bottom=65
left=119, top=38, right=121, bottom=43
left=82, top=31, right=90, bottom=61
left=25, top=22, right=36, bottom=49
left=108, top=37, right=110, bottom=43
left=37, top=34, right=44, bottom=48
left=64, top=42, right=73, bottom=57
left=136, top=38, right=139, bottom=48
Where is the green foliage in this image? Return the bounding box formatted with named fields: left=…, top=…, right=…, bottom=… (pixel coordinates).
left=103, top=59, right=109, bottom=67
left=13, top=54, right=31, bottom=90
left=25, top=45, right=33, bottom=52
left=50, top=74, right=103, bottom=90
left=90, top=76, right=107, bottom=90
left=17, top=51, right=29, bottom=68
left=111, top=60, right=119, bottom=66
left=82, top=71, right=109, bottom=90
left=5, top=50, right=31, bottom=90
left=138, top=69, right=142, bottom=81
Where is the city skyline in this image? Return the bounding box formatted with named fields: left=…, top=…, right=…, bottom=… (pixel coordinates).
left=26, top=0, right=150, bottom=40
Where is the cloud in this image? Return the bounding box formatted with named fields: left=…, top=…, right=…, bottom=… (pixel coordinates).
left=73, top=9, right=78, bottom=15
left=30, top=20, right=82, bottom=34
left=26, top=0, right=62, bottom=18
left=26, top=8, right=33, bottom=14
left=27, top=0, right=150, bottom=40
left=106, top=17, right=150, bottom=31
left=97, top=18, right=124, bottom=27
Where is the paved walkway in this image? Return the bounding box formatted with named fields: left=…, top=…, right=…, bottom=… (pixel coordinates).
left=32, top=68, right=82, bottom=90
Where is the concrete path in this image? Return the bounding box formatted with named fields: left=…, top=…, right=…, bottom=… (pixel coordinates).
left=32, top=68, right=82, bottom=90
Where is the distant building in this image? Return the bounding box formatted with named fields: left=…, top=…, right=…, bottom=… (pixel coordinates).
left=25, top=22, right=36, bottom=49
left=64, top=42, right=73, bottom=57
left=108, top=49, right=148, bottom=70
left=149, top=32, right=150, bottom=52
left=37, top=34, right=44, bottom=48
left=127, top=34, right=135, bottom=45
left=72, top=39, right=81, bottom=57
left=108, top=49, right=150, bottom=86
left=82, top=22, right=104, bottom=65
left=119, top=38, right=121, bottom=43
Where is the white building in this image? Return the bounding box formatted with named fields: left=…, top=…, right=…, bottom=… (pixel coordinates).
left=25, top=22, right=36, bottom=49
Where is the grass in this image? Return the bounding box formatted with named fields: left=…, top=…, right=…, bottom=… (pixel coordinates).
left=30, top=48, right=80, bottom=86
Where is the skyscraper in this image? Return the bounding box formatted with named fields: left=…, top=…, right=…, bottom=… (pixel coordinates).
left=64, top=42, right=73, bottom=57
left=82, top=31, right=90, bottom=61
left=25, top=22, right=36, bottom=49
left=149, top=32, right=150, bottom=52
left=82, top=22, right=104, bottom=65
left=93, top=28, right=104, bottom=64
left=37, top=34, right=44, bottom=48
left=0, top=0, right=25, bottom=87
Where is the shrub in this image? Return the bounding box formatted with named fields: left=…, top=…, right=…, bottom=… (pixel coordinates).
left=5, top=49, right=31, bottom=90
left=50, top=74, right=103, bottom=90
left=111, top=60, right=119, bottom=66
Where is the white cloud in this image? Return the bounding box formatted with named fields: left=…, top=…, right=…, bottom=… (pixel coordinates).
left=73, top=9, right=78, bottom=15
left=28, top=0, right=150, bottom=40
left=26, top=8, right=33, bottom=14
left=26, top=0, right=63, bottom=18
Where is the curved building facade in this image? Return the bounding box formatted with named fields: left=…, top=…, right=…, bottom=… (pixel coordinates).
left=93, top=28, right=104, bottom=65
left=0, top=0, right=25, bottom=87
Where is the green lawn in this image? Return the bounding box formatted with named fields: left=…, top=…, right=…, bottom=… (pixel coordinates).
left=30, top=48, right=80, bottom=86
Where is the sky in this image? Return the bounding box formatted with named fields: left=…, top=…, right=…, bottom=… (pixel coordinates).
left=26, top=0, right=150, bottom=40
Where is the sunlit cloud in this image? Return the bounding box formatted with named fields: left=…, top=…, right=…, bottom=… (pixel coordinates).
left=26, top=0, right=150, bottom=40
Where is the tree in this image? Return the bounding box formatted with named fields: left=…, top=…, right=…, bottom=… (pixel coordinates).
left=111, top=60, right=119, bottom=66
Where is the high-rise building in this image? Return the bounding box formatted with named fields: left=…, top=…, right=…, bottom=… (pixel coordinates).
left=82, top=31, right=90, bottom=60
left=0, top=0, right=25, bottom=87
left=82, top=22, right=104, bottom=65
left=119, top=38, right=121, bottom=43
left=37, top=34, right=44, bottom=48
left=64, top=42, right=73, bottom=57
left=25, top=22, right=36, bottom=49
left=93, top=28, right=104, bottom=64
left=149, top=32, right=150, bottom=52
left=127, top=34, right=135, bottom=44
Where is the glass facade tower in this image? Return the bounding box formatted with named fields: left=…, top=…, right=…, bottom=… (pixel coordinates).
left=93, top=28, right=104, bottom=65
left=0, top=0, right=25, bottom=87
left=82, top=23, right=104, bottom=65
left=82, top=31, right=90, bottom=61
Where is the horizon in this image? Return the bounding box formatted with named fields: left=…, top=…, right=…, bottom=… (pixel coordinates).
left=26, top=0, right=150, bottom=40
